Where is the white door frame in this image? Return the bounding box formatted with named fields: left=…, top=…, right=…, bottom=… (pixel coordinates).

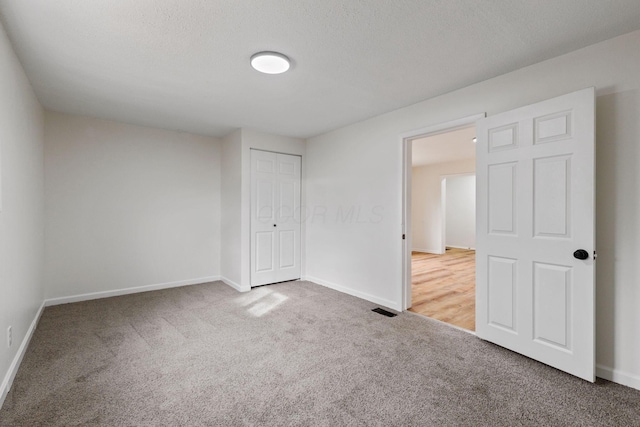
left=400, top=113, right=485, bottom=311
left=440, top=172, right=476, bottom=254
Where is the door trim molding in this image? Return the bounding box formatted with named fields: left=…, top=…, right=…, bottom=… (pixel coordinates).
left=400, top=113, right=485, bottom=311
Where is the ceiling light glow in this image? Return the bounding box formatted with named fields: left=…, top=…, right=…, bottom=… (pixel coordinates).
left=250, top=51, right=290, bottom=74
left=472, top=137, right=477, bottom=143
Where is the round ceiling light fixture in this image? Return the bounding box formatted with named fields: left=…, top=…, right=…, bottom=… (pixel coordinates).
left=250, top=51, right=290, bottom=74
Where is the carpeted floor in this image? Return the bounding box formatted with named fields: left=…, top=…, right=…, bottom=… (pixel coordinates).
left=1, top=281, right=639, bottom=426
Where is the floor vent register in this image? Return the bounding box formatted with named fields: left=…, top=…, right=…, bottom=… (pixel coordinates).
left=372, top=307, right=397, bottom=317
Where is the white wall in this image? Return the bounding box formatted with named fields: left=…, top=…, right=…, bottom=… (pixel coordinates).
left=220, top=130, right=243, bottom=289
left=445, top=174, right=476, bottom=250
left=44, top=112, right=222, bottom=300
left=306, top=30, right=640, bottom=388
left=0, top=22, right=45, bottom=406
left=412, top=159, right=475, bottom=253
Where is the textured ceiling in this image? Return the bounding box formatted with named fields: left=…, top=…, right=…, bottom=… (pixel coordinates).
left=412, top=126, right=476, bottom=167
left=1, top=1, right=640, bottom=139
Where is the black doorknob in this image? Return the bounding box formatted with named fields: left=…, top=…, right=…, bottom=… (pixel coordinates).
left=273, top=224, right=277, bottom=227
left=573, top=249, right=589, bottom=260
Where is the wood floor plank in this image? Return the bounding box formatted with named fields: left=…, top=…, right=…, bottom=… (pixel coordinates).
left=409, top=248, right=476, bottom=331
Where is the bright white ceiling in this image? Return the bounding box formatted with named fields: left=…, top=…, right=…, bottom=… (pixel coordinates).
left=412, top=126, right=476, bottom=167
left=1, top=1, right=639, bottom=139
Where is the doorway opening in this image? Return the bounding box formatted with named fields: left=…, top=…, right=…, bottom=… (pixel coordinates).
left=403, top=120, right=479, bottom=332
left=401, top=89, right=596, bottom=381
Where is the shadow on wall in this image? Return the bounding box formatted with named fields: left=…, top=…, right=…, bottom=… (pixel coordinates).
left=595, top=89, right=639, bottom=370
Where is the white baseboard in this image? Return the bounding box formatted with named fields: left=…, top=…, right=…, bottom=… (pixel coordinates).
left=596, top=364, right=640, bottom=391
left=221, top=276, right=250, bottom=293
left=304, top=276, right=400, bottom=311
left=446, top=245, right=476, bottom=250
left=44, top=276, right=222, bottom=306
left=0, top=301, right=45, bottom=410
left=412, top=247, right=444, bottom=254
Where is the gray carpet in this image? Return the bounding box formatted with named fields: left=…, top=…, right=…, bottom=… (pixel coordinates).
left=1, top=281, right=639, bottom=426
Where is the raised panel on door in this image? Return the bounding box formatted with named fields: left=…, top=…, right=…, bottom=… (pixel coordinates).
left=488, top=123, right=518, bottom=152
left=534, top=111, right=572, bottom=144
left=534, top=156, right=571, bottom=238
left=533, top=262, right=572, bottom=351
left=256, top=157, right=276, bottom=173
left=279, top=230, right=295, bottom=269
left=256, top=180, right=275, bottom=222
left=487, top=256, right=517, bottom=333
left=476, top=88, right=595, bottom=382
left=279, top=181, right=295, bottom=222
left=278, top=157, right=297, bottom=175
left=255, top=232, right=275, bottom=272
left=488, top=162, right=517, bottom=236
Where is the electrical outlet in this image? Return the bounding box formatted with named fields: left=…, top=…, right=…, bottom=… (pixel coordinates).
left=7, top=326, right=11, bottom=348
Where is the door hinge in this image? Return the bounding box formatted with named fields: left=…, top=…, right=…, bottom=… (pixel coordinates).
left=402, top=234, right=405, bottom=240
left=593, top=250, right=597, bottom=259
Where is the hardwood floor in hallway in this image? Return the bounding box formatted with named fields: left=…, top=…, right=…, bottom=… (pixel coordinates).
left=409, top=248, right=476, bottom=331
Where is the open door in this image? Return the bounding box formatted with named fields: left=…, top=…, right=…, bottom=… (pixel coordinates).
left=475, top=88, right=595, bottom=381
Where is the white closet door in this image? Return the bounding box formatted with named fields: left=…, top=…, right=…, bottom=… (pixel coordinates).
left=251, top=150, right=301, bottom=286
left=476, top=87, right=595, bottom=381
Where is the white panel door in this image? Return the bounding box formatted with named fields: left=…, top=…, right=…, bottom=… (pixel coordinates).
left=476, top=88, right=595, bottom=381
left=251, top=149, right=301, bottom=286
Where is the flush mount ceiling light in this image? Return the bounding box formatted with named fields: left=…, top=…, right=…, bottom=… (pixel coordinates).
left=250, top=51, right=290, bottom=74
left=472, top=137, right=477, bottom=143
